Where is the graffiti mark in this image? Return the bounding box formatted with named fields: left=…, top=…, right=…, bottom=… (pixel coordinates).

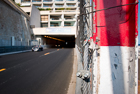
left=112, top=72, right=116, bottom=80
left=128, top=66, right=131, bottom=72
left=114, top=64, right=118, bottom=69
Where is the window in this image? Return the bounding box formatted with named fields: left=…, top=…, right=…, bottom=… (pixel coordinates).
left=50, top=22, right=59, bottom=26
left=41, top=23, right=48, bottom=27
left=44, top=4, right=52, bottom=7
left=44, top=0, right=52, bottom=2
left=64, top=22, right=71, bottom=26
left=41, top=15, right=48, bottom=21
left=67, top=4, right=75, bottom=7
left=55, top=4, right=64, bottom=7
left=32, top=0, right=41, bottom=2
left=21, top=0, right=31, bottom=2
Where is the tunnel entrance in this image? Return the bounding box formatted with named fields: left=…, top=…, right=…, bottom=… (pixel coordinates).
left=42, top=35, right=75, bottom=48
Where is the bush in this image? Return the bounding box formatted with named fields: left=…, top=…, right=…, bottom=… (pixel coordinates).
left=16, top=3, right=21, bottom=7
left=38, top=8, right=52, bottom=11
left=56, top=8, right=65, bottom=10
left=66, top=8, right=71, bottom=10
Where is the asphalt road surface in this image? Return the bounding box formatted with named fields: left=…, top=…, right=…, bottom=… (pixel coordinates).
left=0, top=48, right=74, bottom=94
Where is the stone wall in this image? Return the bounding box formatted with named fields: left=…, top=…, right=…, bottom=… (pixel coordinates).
left=0, top=0, right=31, bottom=46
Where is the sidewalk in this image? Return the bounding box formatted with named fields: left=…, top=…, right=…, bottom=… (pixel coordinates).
left=138, top=80, right=140, bottom=94
left=67, top=48, right=77, bottom=94
left=0, top=50, right=31, bottom=56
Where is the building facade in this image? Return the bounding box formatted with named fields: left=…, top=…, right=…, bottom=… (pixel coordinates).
left=15, top=0, right=79, bottom=48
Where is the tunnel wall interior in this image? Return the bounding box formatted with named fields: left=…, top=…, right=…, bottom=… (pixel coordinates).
left=41, top=35, right=75, bottom=48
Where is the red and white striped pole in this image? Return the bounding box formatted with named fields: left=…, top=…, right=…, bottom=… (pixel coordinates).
left=92, top=0, right=138, bottom=94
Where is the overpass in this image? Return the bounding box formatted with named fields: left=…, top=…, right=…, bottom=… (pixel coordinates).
left=33, top=27, right=76, bottom=48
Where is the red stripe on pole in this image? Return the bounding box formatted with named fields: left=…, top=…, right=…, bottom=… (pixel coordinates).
left=93, top=0, right=138, bottom=46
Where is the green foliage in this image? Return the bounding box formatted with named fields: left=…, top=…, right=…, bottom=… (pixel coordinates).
left=38, top=8, right=45, bottom=11
left=56, top=8, right=65, bottom=10
left=66, top=8, right=71, bottom=10
left=46, top=8, right=52, bottom=10
left=16, top=3, right=21, bottom=7
left=38, top=8, right=52, bottom=11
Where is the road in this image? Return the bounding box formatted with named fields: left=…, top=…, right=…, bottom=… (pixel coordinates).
left=0, top=48, right=74, bottom=94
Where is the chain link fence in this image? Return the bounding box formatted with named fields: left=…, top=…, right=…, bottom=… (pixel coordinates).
left=76, top=0, right=94, bottom=93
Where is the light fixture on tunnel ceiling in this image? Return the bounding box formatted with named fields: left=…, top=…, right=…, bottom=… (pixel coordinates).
left=46, top=36, right=65, bottom=42
left=44, top=36, right=47, bottom=37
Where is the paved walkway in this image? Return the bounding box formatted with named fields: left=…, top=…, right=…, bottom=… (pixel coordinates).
left=138, top=80, right=140, bottom=94
left=0, top=50, right=31, bottom=56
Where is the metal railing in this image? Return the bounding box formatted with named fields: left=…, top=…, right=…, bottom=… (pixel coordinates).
left=0, top=46, right=31, bottom=54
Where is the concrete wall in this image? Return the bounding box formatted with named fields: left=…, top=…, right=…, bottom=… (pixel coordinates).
left=33, top=27, right=76, bottom=36
left=15, top=0, right=21, bottom=3
left=30, top=5, right=40, bottom=27
left=21, top=7, right=31, bottom=13
left=35, top=35, right=43, bottom=45
left=92, top=0, right=138, bottom=94
left=0, top=0, right=31, bottom=46
left=21, top=5, right=40, bottom=28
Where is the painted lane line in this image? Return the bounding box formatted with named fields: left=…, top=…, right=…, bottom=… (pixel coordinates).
left=44, top=53, right=50, bottom=55
left=40, top=49, right=61, bottom=57
left=0, top=68, right=6, bottom=72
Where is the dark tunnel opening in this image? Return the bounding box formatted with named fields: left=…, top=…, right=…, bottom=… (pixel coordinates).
left=42, top=35, right=75, bottom=48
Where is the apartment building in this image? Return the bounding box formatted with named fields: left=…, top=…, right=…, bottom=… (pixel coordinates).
left=15, top=0, right=79, bottom=48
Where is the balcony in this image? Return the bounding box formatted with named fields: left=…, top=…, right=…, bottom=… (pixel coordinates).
left=43, top=0, right=53, bottom=2
left=55, top=4, right=64, bottom=7
left=66, top=4, right=76, bottom=7
left=55, top=0, right=63, bottom=1
left=41, top=15, right=48, bottom=21
left=32, top=0, right=41, bottom=2
left=50, top=22, right=61, bottom=27
left=64, top=21, right=75, bottom=26
left=50, top=18, right=61, bottom=20
left=64, top=16, right=75, bottom=20
left=21, top=0, right=31, bottom=3
left=41, top=23, right=48, bottom=27
left=66, top=0, right=75, bottom=1
left=43, top=4, right=53, bottom=7
left=50, top=15, right=61, bottom=20
left=33, top=4, right=41, bottom=8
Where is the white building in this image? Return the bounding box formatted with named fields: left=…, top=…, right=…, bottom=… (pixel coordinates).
left=15, top=0, right=79, bottom=48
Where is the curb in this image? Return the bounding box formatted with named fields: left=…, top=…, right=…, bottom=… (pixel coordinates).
left=0, top=50, right=31, bottom=56
left=67, top=48, right=77, bottom=94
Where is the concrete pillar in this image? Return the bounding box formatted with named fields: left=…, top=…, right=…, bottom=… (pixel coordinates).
left=48, top=14, right=50, bottom=27
left=36, top=35, right=43, bottom=45
left=11, top=36, right=15, bottom=46
left=93, top=0, right=138, bottom=94
left=61, top=14, right=64, bottom=27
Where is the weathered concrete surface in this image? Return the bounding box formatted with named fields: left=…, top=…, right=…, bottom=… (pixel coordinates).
left=67, top=48, right=77, bottom=94
left=0, top=0, right=31, bottom=46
